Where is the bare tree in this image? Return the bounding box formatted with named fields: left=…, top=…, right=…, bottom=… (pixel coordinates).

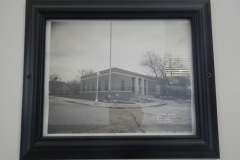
left=140, top=51, right=190, bottom=96
left=78, top=68, right=94, bottom=77
left=68, top=68, right=95, bottom=96
left=49, top=74, right=61, bottom=95
left=49, top=70, right=95, bottom=98
left=66, top=80, right=80, bottom=97
left=140, top=51, right=169, bottom=85
left=77, top=68, right=94, bottom=88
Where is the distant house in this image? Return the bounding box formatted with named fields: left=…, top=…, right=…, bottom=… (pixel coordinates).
left=79, top=67, right=160, bottom=101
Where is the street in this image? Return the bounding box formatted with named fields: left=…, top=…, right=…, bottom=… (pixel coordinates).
left=48, top=96, right=193, bottom=134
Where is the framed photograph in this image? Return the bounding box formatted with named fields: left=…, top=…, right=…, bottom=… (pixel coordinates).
left=20, top=0, right=220, bottom=159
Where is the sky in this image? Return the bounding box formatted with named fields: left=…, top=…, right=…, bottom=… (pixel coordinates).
left=46, top=20, right=192, bottom=82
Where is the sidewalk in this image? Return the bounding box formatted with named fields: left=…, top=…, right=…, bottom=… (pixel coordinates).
left=51, top=96, right=112, bottom=107
left=50, top=96, right=168, bottom=108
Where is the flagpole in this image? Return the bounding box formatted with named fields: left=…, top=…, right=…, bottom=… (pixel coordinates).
left=95, top=72, right=99, bottom=103
left=108, top=22, right=112, bottom=99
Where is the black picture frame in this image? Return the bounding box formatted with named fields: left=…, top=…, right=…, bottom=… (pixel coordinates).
left=20, top=0, right=220, bottom=159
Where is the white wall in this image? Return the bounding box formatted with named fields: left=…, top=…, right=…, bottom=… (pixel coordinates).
left=0, top=0, right=240, bottom=159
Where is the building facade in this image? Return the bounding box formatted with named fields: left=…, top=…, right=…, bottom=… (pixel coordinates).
left=79, top=68, right=159, bottom=101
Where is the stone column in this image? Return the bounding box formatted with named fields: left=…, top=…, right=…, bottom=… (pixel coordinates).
left=135, top=77, right=139, bottom=95
left=146, top=80, right=149, bottom=95
left=141, top=78, right=144, bottom=95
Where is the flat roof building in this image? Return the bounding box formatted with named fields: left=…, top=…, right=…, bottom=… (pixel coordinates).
left=79, top=67, right=159, bottom=101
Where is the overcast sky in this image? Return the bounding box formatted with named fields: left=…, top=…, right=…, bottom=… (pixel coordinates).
left=46, top=20, right=192, bottom=82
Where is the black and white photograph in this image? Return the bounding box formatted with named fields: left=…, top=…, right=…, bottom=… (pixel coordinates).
left=43, top=20, right=195, bottom=136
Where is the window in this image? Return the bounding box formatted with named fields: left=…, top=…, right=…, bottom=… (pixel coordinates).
left=98, top=81, right=101, bottom=91
left=105, top=80, right=109, bottom=91
left=83, top=82, right=85, bottom=92
left=144, top=79, right=147, bottom=95
left=139, top=78, right=141, bottom=93
left=132, top=77, right=135, bottom=94
left=121, top=80, right=125, bottom=91
left=92, top=82, right=95, bottom=91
